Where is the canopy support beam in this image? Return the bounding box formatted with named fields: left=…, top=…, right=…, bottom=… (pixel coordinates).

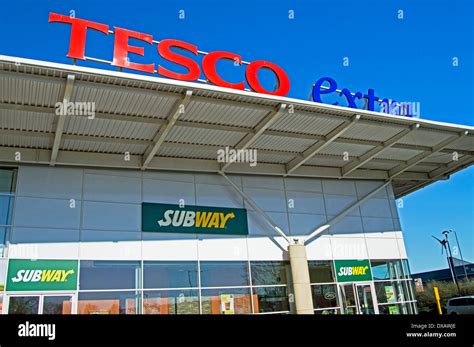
left=50, top=74, right=75, bottom=166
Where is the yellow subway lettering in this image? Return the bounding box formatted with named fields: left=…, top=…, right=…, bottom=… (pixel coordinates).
left=195, top=212, right=212, bottom=227
left=208, top=213, right=220, bottom=228
left=41, top=270, right=55, bottom=282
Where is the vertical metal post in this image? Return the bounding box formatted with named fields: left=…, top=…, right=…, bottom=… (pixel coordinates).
left=452, top=230, right=469, bottom=281
left=445, top=239, right=461, bottom=295
left=433, top=287, right=442, bottom=315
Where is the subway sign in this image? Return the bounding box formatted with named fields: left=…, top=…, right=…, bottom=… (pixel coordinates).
left=142, top=203, right=249, bottom=235
left=334, top=259, right=372, bottom=282
left=6, top=259, right=78, bottom=291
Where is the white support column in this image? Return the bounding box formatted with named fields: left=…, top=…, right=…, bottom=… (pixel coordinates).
left=141, top=90, right=193, bottom=170
left=218, top=171, right=314, bottom=314
left=50, top=74, right=75, bottom=166
left=220, top=104, right=287, bottom=171
left=288, top=243, right=314, bottom=314
left=286, top=114, right=360, bottom=175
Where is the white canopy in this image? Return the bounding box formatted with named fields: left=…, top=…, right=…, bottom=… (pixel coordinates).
left=0, top=55, right=472, bottom=198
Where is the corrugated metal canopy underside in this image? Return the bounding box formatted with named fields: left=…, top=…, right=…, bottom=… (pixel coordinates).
left=0, top=55, right=473, bottom=198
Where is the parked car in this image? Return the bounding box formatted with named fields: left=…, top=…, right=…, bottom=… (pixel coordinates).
left=447, top=296, right=474, bottom=314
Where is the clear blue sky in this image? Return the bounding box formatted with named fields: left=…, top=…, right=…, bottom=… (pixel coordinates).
left=0, top=0, right=472, bottom=273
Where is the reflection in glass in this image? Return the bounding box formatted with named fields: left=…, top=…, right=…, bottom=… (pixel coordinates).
left=0, top=227, right=10, bottom=257
left=374, top=281, right=401, bottom=304
left=143, top=290, right=199, bottom=314
left=78, top=291, right=141, bottom=314
left=340, top=283, right=356, bottom=313
left=308, top=261, right=335, bottom=283
left=252, top=286, right=289, bottom=313
left=0, top=169, right=16, bottom=193
left=378, top=303, right=408, bottom=315
left=0, top=196, right=13, bottom=226
left=402, top=259, right=412, bottom=279
left=8, top=296, right=39, bottom=314
left=201, top=288, right=251, bottom=314
left=311, top=284, right=339, bottom=309
left=144, top=261, right=198, bottom=289
left=43, top=296, right=72, bottom=314
left=250, top=261, right=289, bottom=286
left=79, top=260, right=141, bottom=290
left=371, top=260, right=402, bottom=280
left=200, top=261, right=249, bottom=287
left=355, top=284, right=375, bottom=314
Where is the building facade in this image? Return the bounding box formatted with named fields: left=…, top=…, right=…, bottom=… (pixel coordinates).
left=0, top=55, right=472, bottom=315
left=0, top=165, right=417, bottom=315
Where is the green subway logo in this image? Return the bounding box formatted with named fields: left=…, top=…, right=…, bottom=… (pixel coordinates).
left=142, top=203, right=248, bottom=235
left=6, top=259, right=78, bottom=291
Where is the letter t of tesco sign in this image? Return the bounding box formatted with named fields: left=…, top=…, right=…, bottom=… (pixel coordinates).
left=48, top=13, right=291, bottom=97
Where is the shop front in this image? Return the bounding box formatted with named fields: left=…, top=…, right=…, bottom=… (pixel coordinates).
left=334, top=259, right=377, bottom=314
left=1, top=253, right=417, bottom=315
left=3, top=259, right=77, bottom=314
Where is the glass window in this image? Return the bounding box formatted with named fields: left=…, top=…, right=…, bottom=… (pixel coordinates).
left=308, top=261, right=335, bottom=283
left=43, top=296, right=73, bottom=314
left=79, top=261, right=141, bottom=290
left=78, top=291, right=141, bottom=314
left=311, top=284, right=339, bottom=309
left=200, top=261, right=249, bottom=287
left=201, top=288, right=251, bottom=314
left=252, top=286, right=290, bottom=313
left=143, top=289, right=199, bottom=314
left=0, top=169, right=16, bottom=193
left=371, top=260, right=403, bottom=280
left=400, top=280, right=416, bottom=302
left=449, top=298, right=467, bottom=307
left=0, top=259, right=6, bottom=292
left=374, top=281, right=402, bottom=304
left=250, top=261, right=289, bottom=286
left=378, top=303, right=410, bottom=315
left=0, top=228, right=10, bottom=257
left=8, top=296, right=40, bottom=314
left=144, top=261, right=198, bottom=289
left=466, top=298, right=474, bottom=305
left=0, top=195, right=13, bottom=226
left=402, top=259, right=412, bottom=278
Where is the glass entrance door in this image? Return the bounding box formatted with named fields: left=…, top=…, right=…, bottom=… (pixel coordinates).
left=339, top=283, right=378, bottom=314
left=339, top=284, right=358, bottom=314
left=7, top=294, right=74, bottom=314
left=354, top=283, right=376, bottom=314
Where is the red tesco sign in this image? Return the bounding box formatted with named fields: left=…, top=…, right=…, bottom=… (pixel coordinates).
left=49, top=13, right=290, bottom=97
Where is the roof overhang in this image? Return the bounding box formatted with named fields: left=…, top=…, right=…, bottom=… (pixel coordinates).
left=0, top=55, right=473, bottom=198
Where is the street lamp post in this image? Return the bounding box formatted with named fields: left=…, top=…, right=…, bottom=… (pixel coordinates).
left=444, top=229, right=469, bottom=282
left=432, top=233, right=461, bottom=296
